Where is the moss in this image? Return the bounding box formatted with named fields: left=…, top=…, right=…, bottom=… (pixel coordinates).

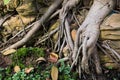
left=12, top=47, right=45, bottom=68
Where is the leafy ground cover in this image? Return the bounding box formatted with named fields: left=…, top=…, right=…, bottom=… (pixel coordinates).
left=0, top=47, right=119, bottom=80
left=0, top=47, right=78, bottom=80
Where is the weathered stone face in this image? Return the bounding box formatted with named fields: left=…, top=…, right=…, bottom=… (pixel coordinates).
left=0, top=0, right=54, bottom=42
left=100, top=13, right=120, bottom=69
left=100, top=13, right=120, bottom=40
left=16, top=0, right=37, bottom=17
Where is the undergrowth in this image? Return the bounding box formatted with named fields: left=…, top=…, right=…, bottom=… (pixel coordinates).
left=0, top=62, right=77, bottom=80
left=0, top=47, right=78, bottom=80
left=12, top=47, right=45, bottom=68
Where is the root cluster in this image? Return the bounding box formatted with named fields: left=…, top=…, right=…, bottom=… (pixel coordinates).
left=1, top=0, right=120, bottom=79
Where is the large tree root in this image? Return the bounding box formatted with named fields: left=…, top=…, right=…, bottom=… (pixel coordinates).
left=1, top=0, right=118, bottom=79
left=54, top=0, right=115, bottom=77
left=72, top=0, right=114, bottom=74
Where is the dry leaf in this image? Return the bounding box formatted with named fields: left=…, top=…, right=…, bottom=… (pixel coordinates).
left=71, top=29, right=77, bottom=41
left=36, top=57, right=46, bottom=63
left=62, top=45, right=69, bottom=57
left=49, top=21, right=59, bottom=31
left=49, top=52, right=58, bottom=63
left=51, top=66, right=58, bottom=80
left=14, top=65, right=20, bottom=73
left=53, top=32, right=58, bottom=42
left=25, top=67, right=34, bottom=74
left=3, top=49, right=16, bottom=55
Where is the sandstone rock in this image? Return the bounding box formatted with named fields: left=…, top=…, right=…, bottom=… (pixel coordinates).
left=100, top=14, right=120, bottom=40
left=1, top=15, right=35, bottom=41
left=16, top=0, right=37, bottom=17
left=100, top=13, right=120, bottom=69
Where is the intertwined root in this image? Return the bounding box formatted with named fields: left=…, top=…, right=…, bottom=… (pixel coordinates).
left=72, top=25, right=100, bottom=73
left=1, top=0, right=115, bottom=78
left=57, top=0, right=114, bottom=75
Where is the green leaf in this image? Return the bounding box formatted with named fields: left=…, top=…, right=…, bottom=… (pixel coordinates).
left=3, top=0, right=10, bottom=5
left=107, top=66, right=113, bottom=70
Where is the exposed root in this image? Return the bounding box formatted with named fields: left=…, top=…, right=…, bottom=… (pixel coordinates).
left=97, top=43, right=120, bottom=68
left=72, top=0, right=114, bottom=74
left=58, top=38, right=66, bottom=58
left=71, top=45, right=82, bottom=70
left=102, top=41, right=120, bottom=60
left=8, top=22, right=35, bottom=41
left=1, top=0, right=63, bottom=53
left=1, top=0, right=118, bottom=79
left=35, top=27, right=59, bottom=46
left=54, top=0, right=80, bottom=52
left=92, top=47, right=102, bottom=74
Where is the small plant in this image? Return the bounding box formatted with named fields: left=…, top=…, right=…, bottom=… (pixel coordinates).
left=0, top=61, right=78, bottom=80
left=107, top=66, right=113, bottom=70
left=0, top=47, right=78, bottom=80
left=12, top=47, right=45, bottom=68
left=59, top=61, right=78, bottom=80
left=0, top=65, right=52, bottom=80
left=3, top=0, right=10, bottom=5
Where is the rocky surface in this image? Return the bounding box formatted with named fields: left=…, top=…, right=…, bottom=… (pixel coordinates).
left=100, top=13, right=120, bottom=69
left=100, top=13, right=120, bottom=40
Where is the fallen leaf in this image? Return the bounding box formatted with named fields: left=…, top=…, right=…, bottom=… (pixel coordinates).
left=51, top=66, right=58, bottom=80
left=49, top=52, right=58, bottom=63
left=14, top=65, right=20, bottom=73
left=53, top=32, right=58, bottom=42
left=71, top=29, right=77, bottom=41
left=62, top=45, right=69, bottom=57
left=49, top=21, right=59, bottom=31
left=36, top=57, right=46, bottom=63
left=25, top=67, right=34, bottom=74
left=3, top=49, right=16, bottom=55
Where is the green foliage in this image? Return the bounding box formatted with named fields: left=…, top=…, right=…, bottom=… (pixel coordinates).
left=0, top=47, right=78, bottom=80
left=0, top=61, right=78, bottom=80
left=59, top=62, right=78, bottom=80
left=12, top=47, right=45, bottom=68
left=28, top=47, right=45, bottom=57
left=0, top=64, right=52, bottom=80
left=107, top=66, right=113, bottom=70
left=113, top=78, right=117, bottom=80
left=0, top=67, right=13, bottom=80
left=14, top=47, right=45, bottom=58
left=3, top=0, right=10, bottom=5
left=0, top=68, right=41, bottom=80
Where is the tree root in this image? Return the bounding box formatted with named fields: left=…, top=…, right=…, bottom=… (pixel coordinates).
left=52, top=0, right=115, bottom=77
left=1, top=0, right=63, bottom=53
left=72, top=0, right=114, bottom=74
left=97, top=43, right=120, bottom=68
left=1, top=0, right=118, bottom=79
left=35, top=27, right=59, bottom=46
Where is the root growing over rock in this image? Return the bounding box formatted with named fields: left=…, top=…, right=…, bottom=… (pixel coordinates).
left=1, top=0, right=119, bottom=79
